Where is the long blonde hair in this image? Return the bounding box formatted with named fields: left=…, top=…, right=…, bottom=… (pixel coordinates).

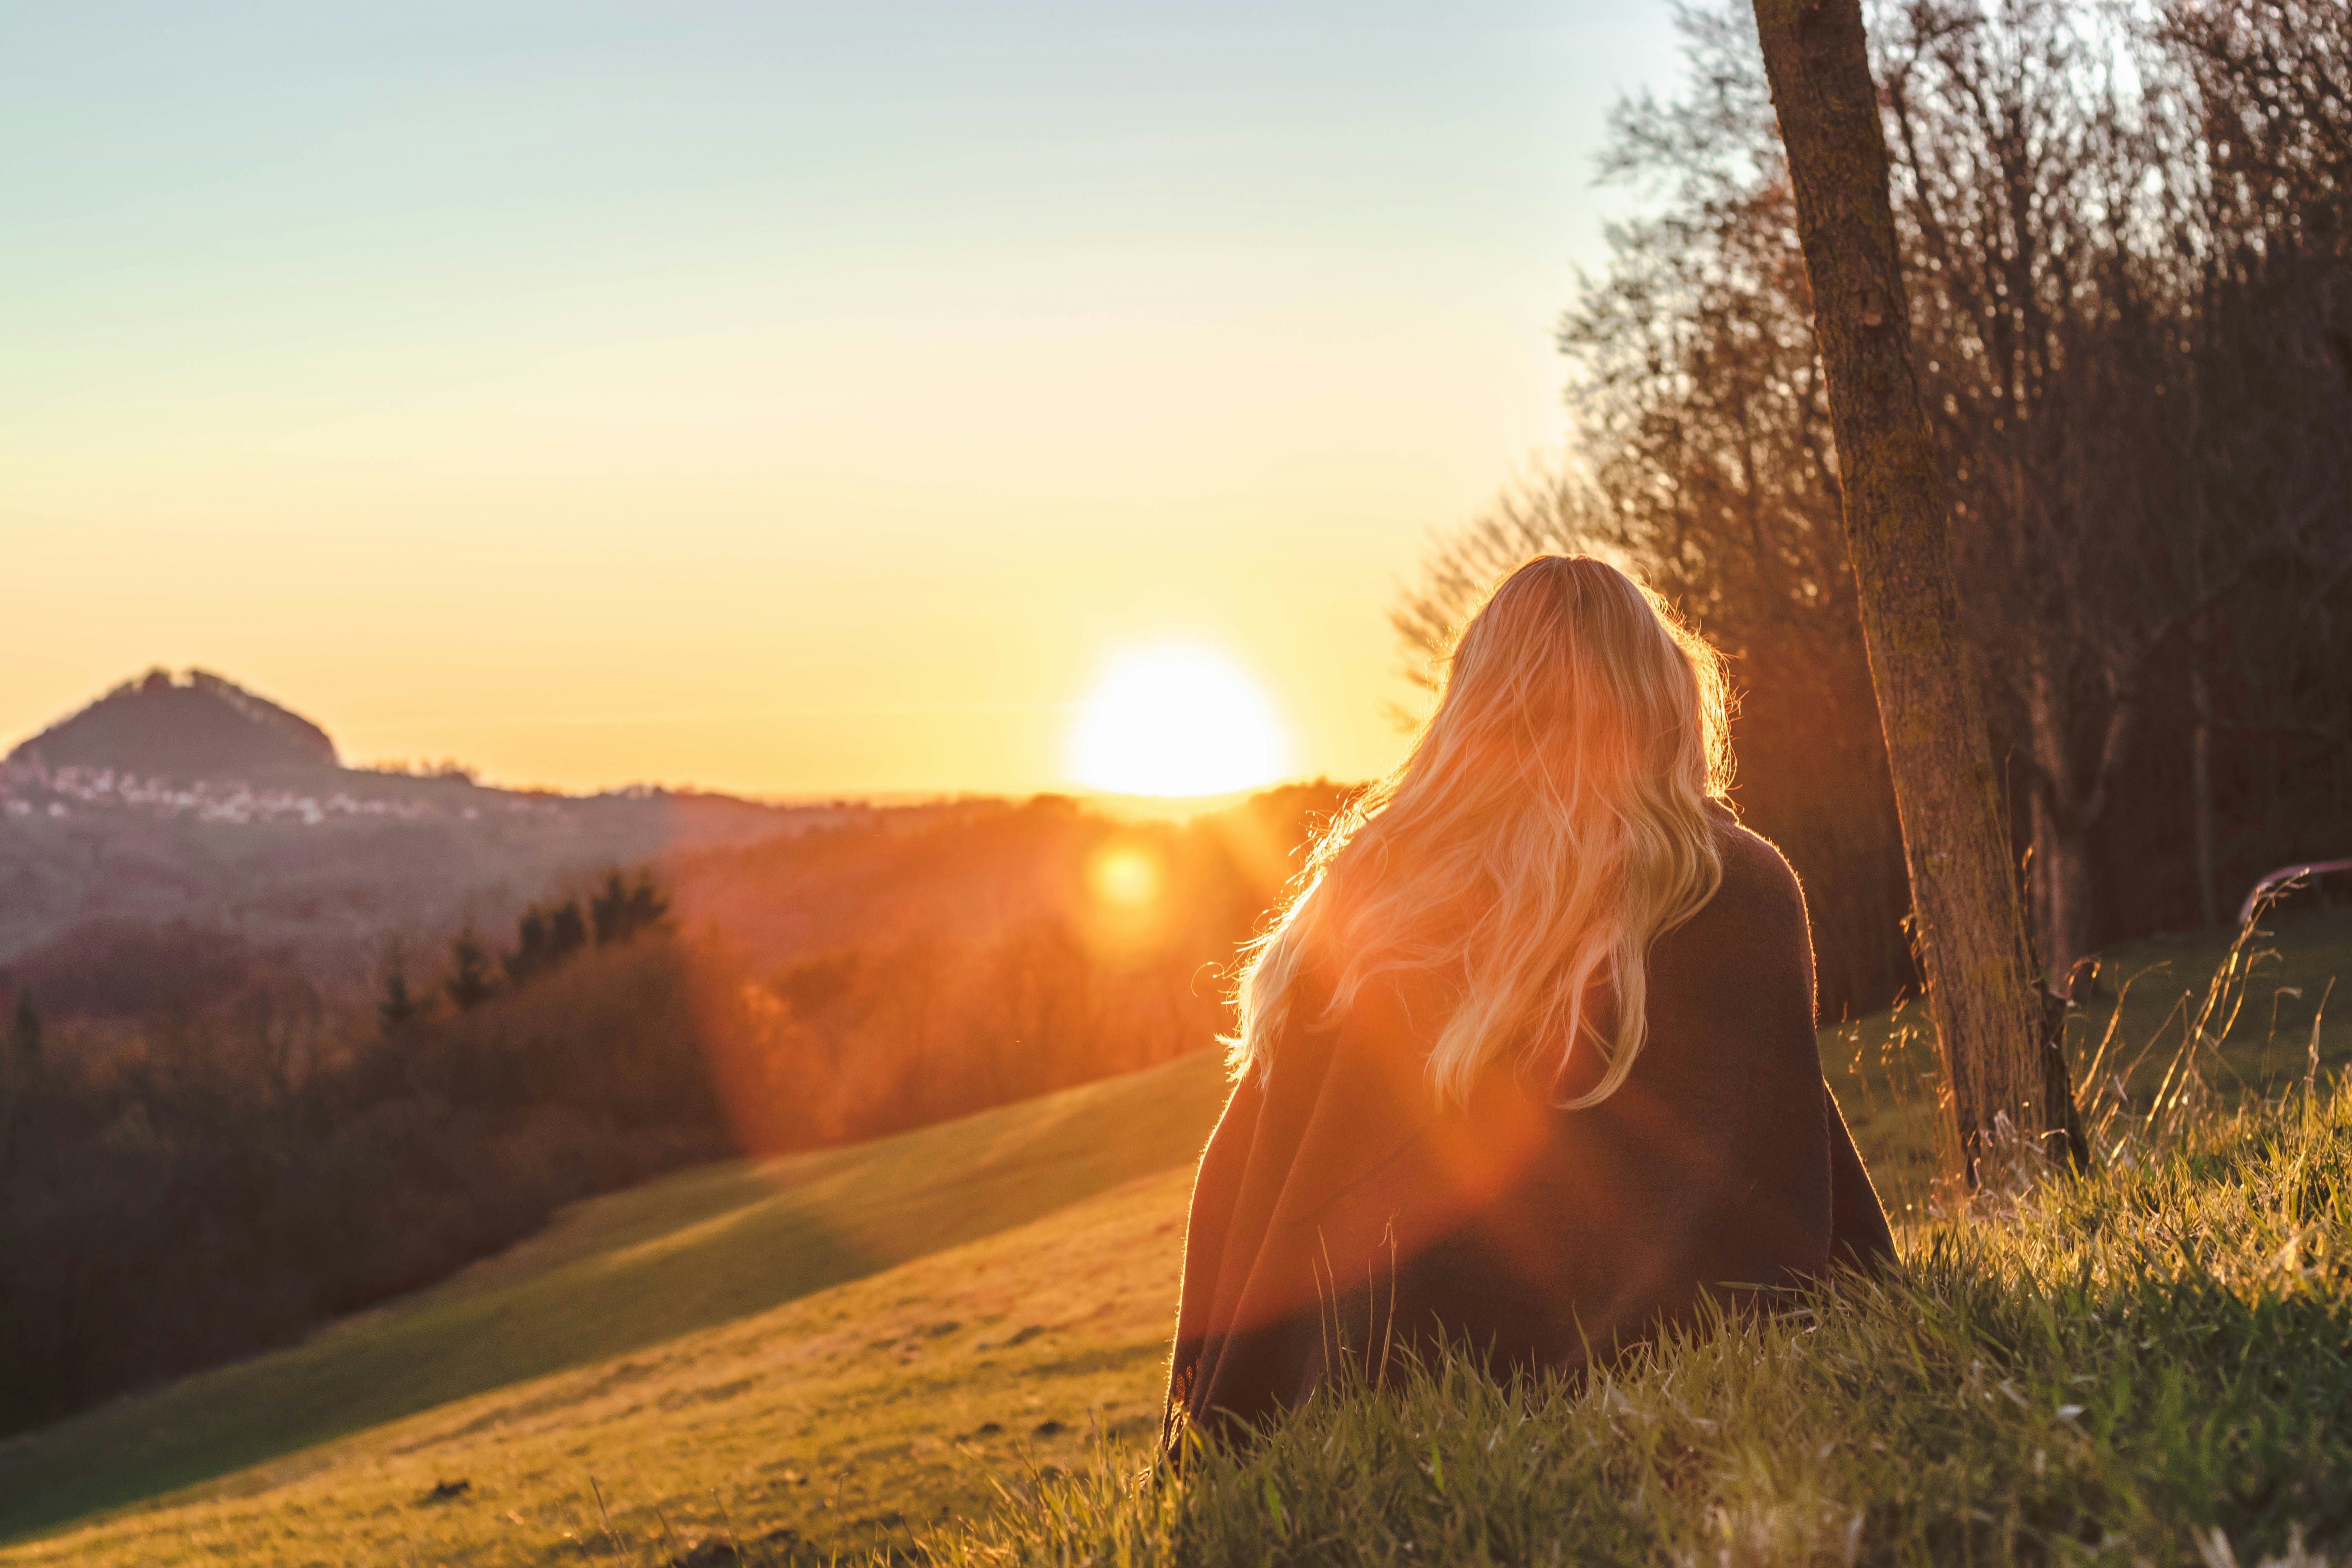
left=1229, top=555, right=1733, bottom=1107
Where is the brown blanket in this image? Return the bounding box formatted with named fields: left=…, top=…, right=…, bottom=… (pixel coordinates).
left=1163, top=812, right=1895, bottom=1440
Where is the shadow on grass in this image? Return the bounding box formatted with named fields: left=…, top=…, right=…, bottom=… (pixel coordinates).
left=0, top=1051, right=1229, bottom=1544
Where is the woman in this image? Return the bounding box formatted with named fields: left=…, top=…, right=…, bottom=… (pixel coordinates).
left=1165, top=556, right=1894, bottom=1442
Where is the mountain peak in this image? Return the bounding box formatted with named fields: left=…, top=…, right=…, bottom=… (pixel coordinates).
left=8, top=669, right=340, bottom=778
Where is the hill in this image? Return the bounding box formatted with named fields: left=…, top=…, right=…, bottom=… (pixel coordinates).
left=0, top=1167, right=1203, bottom=1567
left=0, top=777, right=1340, bottom=1443
left=0, top=1049, right=1232, bottom=1547
left=0, top=668, right=839, bottom=991
left=3, top=905, right=2345, bottom=1565
left=7, top=669, right=338, bottom=778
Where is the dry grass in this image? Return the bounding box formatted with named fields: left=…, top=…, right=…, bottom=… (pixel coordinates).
left=1822, top=904, right=2352, bottom=1218
left=0, top=1052, right=1229, bottom=1559
left=0, top=1167, right=1199, bottom=1566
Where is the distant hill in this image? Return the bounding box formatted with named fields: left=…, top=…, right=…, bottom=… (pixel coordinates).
left=7, top=668, right=339, bottom=777
left=0, top=668, right=851, bottom=992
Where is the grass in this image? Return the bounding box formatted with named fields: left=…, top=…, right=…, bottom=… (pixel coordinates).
left=936, top=1076, right=2352, bottom=1567
left=924, top=901, right=2352, bottom=1568
left=4, top=903, right=2347, bottom=1566
left=0, top=1165, right=1202, bottom=1566
left=1822, top=901, right=2352, bottom=1217
left=0, top=1049, right=1230, bottom=1550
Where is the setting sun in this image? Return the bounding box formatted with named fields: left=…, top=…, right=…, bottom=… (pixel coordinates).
left=1067, top=646, right=1292, bottom=797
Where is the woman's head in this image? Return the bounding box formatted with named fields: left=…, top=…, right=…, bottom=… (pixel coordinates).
left=1229, top=555, right=1732, bottom=1106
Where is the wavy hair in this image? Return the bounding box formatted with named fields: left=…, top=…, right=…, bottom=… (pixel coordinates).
left=1228, top=555, right=1733, bottom=1107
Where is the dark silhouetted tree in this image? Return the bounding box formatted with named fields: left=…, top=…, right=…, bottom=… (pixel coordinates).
left=504, top=907, right=555, bottom=985
left=506, top=893, right=602, bottom=985
left=591, top=871, right=670, bottom=946
left=591, top=873, right=630, bottom=946
left=626, top=873, right=670, bottom=936
left=9, top=991, right=38, bottom=1062
left=548, top=898, right=589, bottom=961
left=445, top=929, right=497, bottom=1011
left=377, top=946, right=423, bottom=1033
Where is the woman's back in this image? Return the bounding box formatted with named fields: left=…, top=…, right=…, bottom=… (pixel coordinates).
left=1164, top=809, right=1894, bottom=1438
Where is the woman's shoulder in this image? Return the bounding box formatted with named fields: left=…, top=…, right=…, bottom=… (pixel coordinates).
left=1692, top=803, right=1811, bottom=938
left=1639, top=804, right=1820, bottom=1046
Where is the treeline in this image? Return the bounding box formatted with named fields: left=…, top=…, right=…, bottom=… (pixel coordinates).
left=1400, top=0, right=2352, bottom=1016
left=0, top=877, right=720, bottom=1436
left=0, top=787, right=1343, bottom=1435
left=381, top=870, right=671, bottom=1021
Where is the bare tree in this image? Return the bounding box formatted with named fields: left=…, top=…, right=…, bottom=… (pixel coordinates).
left=1878, top=0, right=2352, bottom=969
left=1398, top=0, right=2352, bottom=1151
left=1880, top=2, right=2200, bottom=979
left=1749, top=0, right=2076, bottom=1168
left=2162, top=0, right=2352, bottom=909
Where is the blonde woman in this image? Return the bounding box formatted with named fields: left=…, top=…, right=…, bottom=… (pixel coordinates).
left=1165, top=555, right=1893, bottom=1440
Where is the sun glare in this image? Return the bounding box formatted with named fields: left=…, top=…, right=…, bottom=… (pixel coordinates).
left=1087, top=842, right=1163, bottom=906
left=1067, top=645, right=1291, bottom=797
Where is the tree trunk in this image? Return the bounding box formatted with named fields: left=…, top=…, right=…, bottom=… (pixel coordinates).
left=2028, top=790, right=2097, bottom=996
left=1749, top=0, right=2077, bottom=1176
left=2190, top=662, right=2221, bottom=927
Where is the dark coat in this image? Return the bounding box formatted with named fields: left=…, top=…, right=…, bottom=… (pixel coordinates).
left=1163, top=809, right=1895, bottom=1440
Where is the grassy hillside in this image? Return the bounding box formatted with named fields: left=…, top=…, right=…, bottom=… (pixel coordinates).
left=0, top=1049, right=1230, bottom=1546
left=0, top=1165, right=1203, bottom=1567
left=4, top=904, right=2344, bottom=1564
left=1823, top=902, right=2352, bottom=1215
left=941, top=1074, right=2352, bottom=1567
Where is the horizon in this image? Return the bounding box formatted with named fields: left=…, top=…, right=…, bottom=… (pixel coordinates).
left=2, top=2, right=1685, bottom=799
left=0, top=659, right=1360, bottom=806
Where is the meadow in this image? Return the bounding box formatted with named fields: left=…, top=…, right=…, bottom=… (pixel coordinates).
left=0, top=1051, right=1232, bottom=1559
left=0, top=902, right=2345, bottom=1566
left=1822, top=903, right=2352, bottom=1219
left=945, top=1069, right=2352, bottom=1567
left=0, top=1165, right=1202, bottom=1567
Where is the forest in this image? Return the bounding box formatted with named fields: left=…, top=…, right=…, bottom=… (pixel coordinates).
left=1397, top=0, right=2352, bottom=1023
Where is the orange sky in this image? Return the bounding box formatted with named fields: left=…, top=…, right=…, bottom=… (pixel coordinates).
left=1, top=4, right=1684, bottom=798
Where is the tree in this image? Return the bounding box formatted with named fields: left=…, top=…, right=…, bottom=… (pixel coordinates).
left=2157, top=0, right=2352, bottom=925
left=624, top=873, right=670, bottom=937
left=504, top=906, right=552, bottom=985
left=591, top=872, right=630, bottom=945
left=377, top=946, right=424, bottom=1033
left=9, top=991, right=38, bottom=1062
left=1748, top=0, right=2079, bottom=1171
left=590, top=870, right=670, bottom=947
left=0, top=990, right=39, bottom=1180
left=1871, top=0, right=2314, bottom=981
left=548, top=898, right=589, bottom=962
left=445, top=928, right=498, bottom=1011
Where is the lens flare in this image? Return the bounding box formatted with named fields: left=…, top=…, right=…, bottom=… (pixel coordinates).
left=1087, top=842, right=1163, bottom=907
left=1067, top=645, right=1291, bottom=797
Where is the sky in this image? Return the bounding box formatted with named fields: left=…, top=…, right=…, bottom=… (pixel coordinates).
left=2, top=1, right=1688, bottom=799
